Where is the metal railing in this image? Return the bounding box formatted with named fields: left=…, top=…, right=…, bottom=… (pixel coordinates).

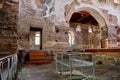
left=56, top=51, right=95, bottom=80
left=0, top=53, right=18, bottom=80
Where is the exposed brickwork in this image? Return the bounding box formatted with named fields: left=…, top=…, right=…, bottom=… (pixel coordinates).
left=0, top=0, right=18, bottom=53
left=18, top=0, right=55, bottom=50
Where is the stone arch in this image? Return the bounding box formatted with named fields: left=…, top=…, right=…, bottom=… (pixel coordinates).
left=67, top=7, right=108, bottom=48
left=67, top=7, right=108, bottom=28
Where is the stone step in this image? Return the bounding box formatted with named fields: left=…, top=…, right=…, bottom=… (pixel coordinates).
left=28, top=51, right=53, bottom=65
left=30, top=59, right=52, bottom=61
left=29, top=55, right=46, bottom=59
left=26, top=60, right=52, bottom=65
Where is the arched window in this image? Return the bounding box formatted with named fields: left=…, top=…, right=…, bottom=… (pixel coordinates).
left=68, top=31, right=75, bottom=46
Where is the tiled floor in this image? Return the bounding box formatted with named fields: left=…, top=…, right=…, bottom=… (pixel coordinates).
left=17, top=62, right=120, bottom=80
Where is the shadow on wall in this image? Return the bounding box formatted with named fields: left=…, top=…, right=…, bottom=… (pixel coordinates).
left=18, top=50, right=30, bottom=66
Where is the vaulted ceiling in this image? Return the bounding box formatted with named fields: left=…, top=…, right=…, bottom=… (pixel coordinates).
left=70, top=11, right=99, bottom=26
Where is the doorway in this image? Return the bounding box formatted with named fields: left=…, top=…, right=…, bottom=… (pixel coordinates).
left=29, top=27, right=42, bottom=50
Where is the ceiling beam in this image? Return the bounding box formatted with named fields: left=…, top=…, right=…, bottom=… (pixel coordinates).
left=76, top=13, right=90, bottom=22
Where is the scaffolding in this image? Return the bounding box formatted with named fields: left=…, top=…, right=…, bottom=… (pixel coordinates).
left=56, top=51, right=95, bottom=80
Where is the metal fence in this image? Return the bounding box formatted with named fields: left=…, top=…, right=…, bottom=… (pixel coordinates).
left=56, top=51, right=95, bottom=80
left=0, top=54, right=18, bottom=80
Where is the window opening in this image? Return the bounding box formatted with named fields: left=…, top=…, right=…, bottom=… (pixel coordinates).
left=35, top=32, right=40, bottom=45
left=68, top=31, right=75, bottom=46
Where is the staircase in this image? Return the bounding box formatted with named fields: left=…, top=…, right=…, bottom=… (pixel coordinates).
left=26, top=51, right=52, bottom=65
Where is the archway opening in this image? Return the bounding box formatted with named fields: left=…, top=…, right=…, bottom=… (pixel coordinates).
left=69, top=11, right=107, bottom=49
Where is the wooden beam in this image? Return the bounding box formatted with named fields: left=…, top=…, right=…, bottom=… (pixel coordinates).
left=76, top=14, right=90, bottom=22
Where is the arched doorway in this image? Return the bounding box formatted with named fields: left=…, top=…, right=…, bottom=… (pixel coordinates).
left=69, top=10, right=108, bottom=49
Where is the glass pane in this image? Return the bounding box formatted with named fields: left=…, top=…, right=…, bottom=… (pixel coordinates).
left=35, top=33, right=40, bottom=36
left=35, top=37, right=40, bottom=45
left=68, top=33, right=75, bottom=46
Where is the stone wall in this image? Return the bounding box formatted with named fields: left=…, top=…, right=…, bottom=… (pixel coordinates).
left=54, top=25, right=69, bottom=51
left=18, top=0, right=120, bottom=56
left=18, top=0, right=120, bottom=47
left=54, top=0, right=120, bottom=60
left=54, top=0, right=120, bottom=65
left=0, top=0, right=18, bottom=53
left=55, top=0, right=120, bottom=40
left=18, top=0, right=55, bottom=50
left=70, top=23, right=100, bottom=48
left=18, top=0, right=71, bottom=51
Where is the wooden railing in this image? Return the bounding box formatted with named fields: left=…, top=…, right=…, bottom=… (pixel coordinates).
left=0, top=53, right=17, bottom=80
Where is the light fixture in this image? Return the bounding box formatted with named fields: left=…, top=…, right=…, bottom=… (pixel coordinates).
left=76, top=25, right=81, bottom=32
left=88, top=26, right=92, bottom=33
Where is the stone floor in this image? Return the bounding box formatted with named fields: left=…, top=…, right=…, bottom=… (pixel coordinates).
left=95, top=65, right=120, bottom=80
left=17, top=62, right=120, bottom=80
left=17, top=63, right=62, bottom=80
